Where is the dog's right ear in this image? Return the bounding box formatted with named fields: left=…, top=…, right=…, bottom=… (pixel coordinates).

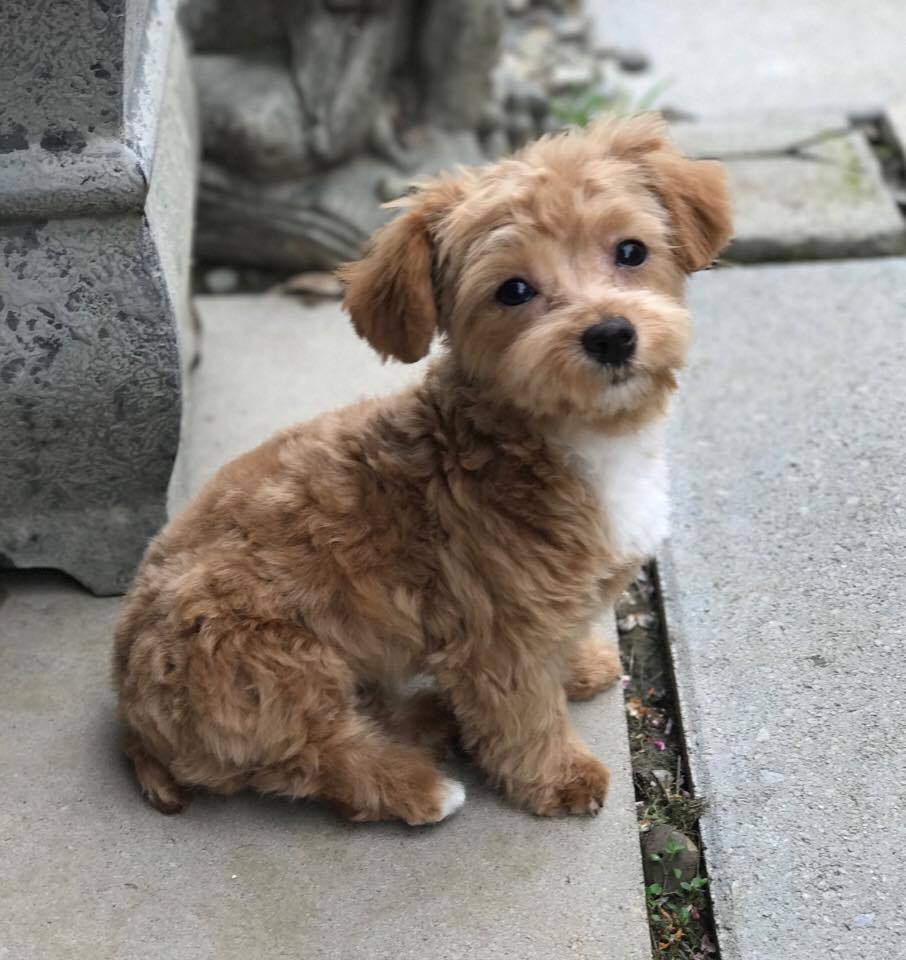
left=644, top=150, right=732, bottom=273
left=589, top=114, right=733, bottom=273
left=338, top=183, right=458, bottom=363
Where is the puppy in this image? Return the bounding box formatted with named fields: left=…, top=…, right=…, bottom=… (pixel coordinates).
left=113, top=114, right=731, bottom=824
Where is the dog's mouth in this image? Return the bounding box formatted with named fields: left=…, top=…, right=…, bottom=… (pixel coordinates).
left=606, top=364, right=635, bottom=386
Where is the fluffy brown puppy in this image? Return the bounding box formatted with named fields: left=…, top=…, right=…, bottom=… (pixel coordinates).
left=113, top=114, right=731, bottom=824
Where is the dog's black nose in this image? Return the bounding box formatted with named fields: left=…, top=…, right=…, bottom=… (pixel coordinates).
left=580, top=317, right=637, bottom=366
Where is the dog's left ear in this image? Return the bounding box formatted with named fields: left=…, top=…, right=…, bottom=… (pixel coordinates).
left=337, top=182, right=458, bottom=363
left=645, top=150, right=733, bottom=273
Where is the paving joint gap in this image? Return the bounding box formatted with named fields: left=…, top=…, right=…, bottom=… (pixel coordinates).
left=698, top=125, right=853, bottom=165
left=617, top=561, right=721, bottom=960
left=858, top=112, right=906, bottom=214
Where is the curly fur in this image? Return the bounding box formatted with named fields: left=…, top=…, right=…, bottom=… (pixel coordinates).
left=113, top=114, right=731, bottom=824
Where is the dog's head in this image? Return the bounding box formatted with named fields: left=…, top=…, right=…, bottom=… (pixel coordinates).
left=339, top=114, right=731, bottom=428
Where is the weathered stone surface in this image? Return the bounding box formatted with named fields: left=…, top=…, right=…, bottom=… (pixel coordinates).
left=1, top=0, right=127, bottom=137
left=421, top=1, right=505, bottom=131
left=195, top=131, right=487, bottom=272
left=592, top=0, right=906, bottom=117
left=0, top=216, right=180, bottom=593
left=0, top=0, right=197, bottom=595
left=185, top=0, right=504, bottom=271
left=0, top=295, right=652, bottom=960
left=671, top=114, right=905, bottom=262
left=662, top=259, right=906, bottom=959
left=181, top=0, right=283, bottom=52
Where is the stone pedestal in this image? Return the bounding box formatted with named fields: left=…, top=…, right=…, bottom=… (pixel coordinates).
left=0, top=0, right=197, bottom=595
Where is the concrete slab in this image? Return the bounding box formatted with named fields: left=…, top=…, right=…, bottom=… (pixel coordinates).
left=671, top=114, right=905, bottom=262
left=171, top=295, right=426, bottom=510
left=590, top=0, right=906, bottom=119
left=0, top=295, right=651, bottom=960
left=663, top=258, right=906, bottom=959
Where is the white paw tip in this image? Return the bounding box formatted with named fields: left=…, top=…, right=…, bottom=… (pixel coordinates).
left=438, top=778, right=466, bottom=820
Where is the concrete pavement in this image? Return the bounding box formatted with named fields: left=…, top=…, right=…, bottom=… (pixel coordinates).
left=662, top=258, right=906, bottom=959
left=591, top=0, right=906, bottom=119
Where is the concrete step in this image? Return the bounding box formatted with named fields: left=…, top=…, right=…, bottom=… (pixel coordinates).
left=670, top=113, right=905, bottom=264
left=663, top=258, right=906, bottom=959
left=0, top=295, right=651, bottom=960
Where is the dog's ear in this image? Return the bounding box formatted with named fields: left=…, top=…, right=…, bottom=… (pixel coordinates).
left=593, top=114, right=732, bottom=272
left=645, top=149, right=732, bottom=272
left=337, top=182, right=458, bottom=363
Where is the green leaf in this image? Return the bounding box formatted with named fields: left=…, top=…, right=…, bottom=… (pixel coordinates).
left=673, top=868, right=683, bottom=880
left=664, top=837, right=684, bottom=856
left=647, top=883, right=663, bottom=896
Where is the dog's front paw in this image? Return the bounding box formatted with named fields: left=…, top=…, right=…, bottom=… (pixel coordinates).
left=529, top=754, right=610, bottom=817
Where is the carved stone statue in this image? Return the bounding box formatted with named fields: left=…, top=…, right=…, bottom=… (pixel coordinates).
left=184, top=0, right=507, bottom=271
left=184, top=0, right=601, bottom=274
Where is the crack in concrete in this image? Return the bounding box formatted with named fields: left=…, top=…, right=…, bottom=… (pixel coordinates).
left=697, top=126, right=853, bottom=164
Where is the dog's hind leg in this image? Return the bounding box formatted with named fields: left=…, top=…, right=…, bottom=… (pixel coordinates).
left=356, top=681, right=458, bottom=760
left=124, top=731, right=191, bottom=815
left=248, top=711, right=465, bottom=826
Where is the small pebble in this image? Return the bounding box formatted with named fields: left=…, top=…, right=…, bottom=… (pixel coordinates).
left=204, top=267, right=239, bottom=295
left=275, top=271, right=344, bottom=299
left=617, top=49, right=650, bottom=73
left=378, top=175, right=412, bottom=203
left=555, top=16, right=590, bottom=41
left=642, top=825, right=700, bottom=892
left=549, top=61, right=598, bottom=94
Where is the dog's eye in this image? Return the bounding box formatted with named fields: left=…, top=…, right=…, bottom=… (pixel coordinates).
left=615, top=240, right=648, bottom=267
left=495, top=278, right=537, bottom=306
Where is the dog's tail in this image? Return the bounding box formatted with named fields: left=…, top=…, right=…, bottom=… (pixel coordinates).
left=123, top=730, right=190, bottom=815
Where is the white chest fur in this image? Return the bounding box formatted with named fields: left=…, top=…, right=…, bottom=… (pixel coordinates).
left=557, top=420, right=670, bottom=562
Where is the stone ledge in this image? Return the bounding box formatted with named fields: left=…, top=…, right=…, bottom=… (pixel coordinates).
left=671, top=112, right=906, bottom=262
left=0, top=140, right=148, bottom=221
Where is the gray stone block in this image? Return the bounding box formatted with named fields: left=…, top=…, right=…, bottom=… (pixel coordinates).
left=0, top=0, right=197, bottom=595
left=671, top=114, right=906, bottom=262
left=662, top=258, right=906, bottom=959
